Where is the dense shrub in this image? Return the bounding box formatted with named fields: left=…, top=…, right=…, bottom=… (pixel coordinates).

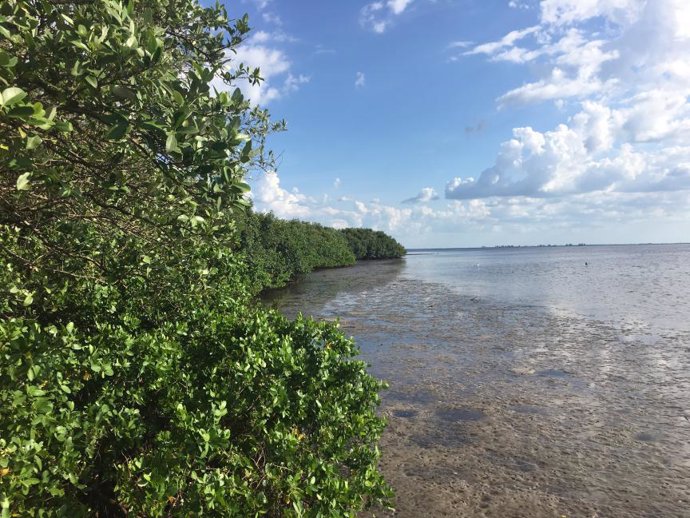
left=233, top=212, right=407, bottom=293
left=235, top=212, right=356, bottom=291
left=0, top=231, right=388, bottom=516
left=0, top=1, right=389, bottom=516
left=340, top=228, right=406, bottom=260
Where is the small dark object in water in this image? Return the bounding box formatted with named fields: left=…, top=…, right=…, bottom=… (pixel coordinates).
left=634, top=432, right=657, bottom=442
left=436, top=407, right=485, bottom=422
left=585, top=261, right=589, bottom=266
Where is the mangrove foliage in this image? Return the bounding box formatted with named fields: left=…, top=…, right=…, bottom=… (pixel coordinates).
left=234, top=211, right=405, bottom=292
left=0, top=1, right=392, bottom=516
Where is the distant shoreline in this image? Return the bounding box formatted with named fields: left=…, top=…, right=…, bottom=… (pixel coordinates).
left=406, top=242, right=690, bottom=254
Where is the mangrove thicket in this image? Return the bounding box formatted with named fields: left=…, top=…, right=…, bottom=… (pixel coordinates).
left=0, top=1, right=393, bottom=515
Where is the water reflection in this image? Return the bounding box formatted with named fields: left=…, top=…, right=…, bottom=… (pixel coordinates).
left=403, top=244, right=690, bottom=332
left=261, top=259, right=405, bottom=320
left=264, top=249, right=690, bottom=518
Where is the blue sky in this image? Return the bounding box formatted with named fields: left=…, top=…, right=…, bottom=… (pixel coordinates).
left=221, top=0, right=690, bottom=248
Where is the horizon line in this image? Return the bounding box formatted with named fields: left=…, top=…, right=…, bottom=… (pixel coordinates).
left=405, top=242, right=690, bottom=251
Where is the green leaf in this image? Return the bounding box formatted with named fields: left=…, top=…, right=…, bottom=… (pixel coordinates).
left=71, top=60, right=82, bottom=76
left=85, top=76, right=98, bottom=88
left=7, top=105, right=35, bottom=118
left=112, top=85, right=137, bottom=101
left=165, top=132, right=179, bottom=153
left=172, top=90, right=185, bottom=106
left=105, top=122, right=129, bottom=140
left=26, top=135, right=42, bottom=150
left=0, top=50, right=17, bottom=68
left=71, top=40, right=89, bottom=52
left=53, top=121, right=73, bottom=132
left=16, top=172, right=32, bottom=191
left=235, top=182, right=251, bottom=193
left=1, top=87, right=27, bottom=107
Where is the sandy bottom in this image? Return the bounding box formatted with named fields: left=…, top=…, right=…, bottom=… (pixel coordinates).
left=264, top=262, right=690, bottom=518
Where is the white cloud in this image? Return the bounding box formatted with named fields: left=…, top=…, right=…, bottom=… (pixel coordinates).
left=446, top=0, right=690, bottom=208
left=246, top=0, right=283, bottom=25
left=402, top=187, right=440, bottom=203
left=448, top=40, right=473, bottom=49
left=464, top=25, right=540, bottom=58
left=248, top=30, right=296, bottom=44
left=388, top=0, right=414, bottom=15
left=231, top=45, right=288, bottom=104
left=249, top=171, right=690, bottom=247
left=251, top=171, right=311, bottom=219
left=446, top=100, right=690, bottom=200
left=247, top=0, right=271, bottom=9
left=540, top=0, right=644, bottom=27
left=355, top=71, right=366, bottom=88
left=334, top=177, right=342, bottom=188
left=262, top=12, right=283, bottom=26
left=509, top=1, right=532, bottom=9
left=360, top=0, right=415, bottom=33
left=212, top=36, right=308, bottom=105
left=283, top=73, right=310, bottom=95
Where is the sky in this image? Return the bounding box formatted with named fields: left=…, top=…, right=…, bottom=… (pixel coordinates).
left=218, top=0, right=690, bottom=248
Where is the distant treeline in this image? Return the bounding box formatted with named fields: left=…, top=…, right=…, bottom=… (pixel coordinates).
left=340, top=227, right=407, bottom=260
left=235, top=212, right=406, bottom=291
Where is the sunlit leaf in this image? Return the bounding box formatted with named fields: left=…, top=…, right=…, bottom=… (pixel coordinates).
left=16, top=172, right=32, bottom=190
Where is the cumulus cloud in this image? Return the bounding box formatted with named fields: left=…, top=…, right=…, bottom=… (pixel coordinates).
left=402, top=187, right=440, bottom=203
left=211, top=34, right=308, bottom=105
left=446, top=103, right=690, bottom=200
left=250, top=171, right=690, bottom=247
left=447, top=0, right=690, bottom=204
left=252, top=171, right=312, bottom=219
left=360, top=0, right=415, bottom=33
left=388, top=0, right=414, bottom=15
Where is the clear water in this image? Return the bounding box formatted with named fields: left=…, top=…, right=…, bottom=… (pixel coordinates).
left=263, top=245, right=690, bottom=517
left=405, top=244, right=690, bottom=333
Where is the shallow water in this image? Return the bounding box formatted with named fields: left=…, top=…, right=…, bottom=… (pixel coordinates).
left=263, top=245, right=690, bottom=517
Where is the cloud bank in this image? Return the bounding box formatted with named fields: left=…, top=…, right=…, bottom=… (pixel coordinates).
left=447, top=0, right=690, bottom=207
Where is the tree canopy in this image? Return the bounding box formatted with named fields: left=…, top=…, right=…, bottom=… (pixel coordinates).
left=0, top=1, right=390, bottom=515
left=340, top=228, right=406, bottom=260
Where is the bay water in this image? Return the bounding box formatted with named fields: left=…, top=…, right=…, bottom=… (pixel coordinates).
left=264, top=244, right=690, bottom=517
